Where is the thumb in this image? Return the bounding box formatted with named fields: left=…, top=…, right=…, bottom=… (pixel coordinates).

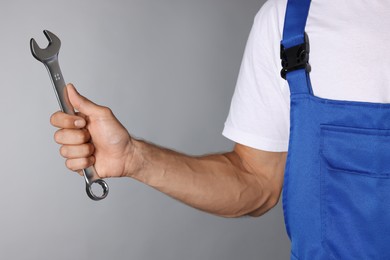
left=66, top=83, right=100, bottom=116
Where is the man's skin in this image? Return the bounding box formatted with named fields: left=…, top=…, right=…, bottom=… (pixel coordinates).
left=50, top=84, right=287, bottom=217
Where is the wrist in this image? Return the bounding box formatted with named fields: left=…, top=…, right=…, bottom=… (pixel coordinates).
left=124, top=137, right=144, bottom=178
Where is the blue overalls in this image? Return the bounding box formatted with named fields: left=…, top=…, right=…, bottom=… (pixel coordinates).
left=281, top=0, right=390, bottom=259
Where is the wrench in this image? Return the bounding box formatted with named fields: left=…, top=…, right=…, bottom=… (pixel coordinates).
left=30, top=30, right=109, bottom=201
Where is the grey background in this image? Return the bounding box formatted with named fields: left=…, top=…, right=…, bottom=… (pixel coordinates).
left=0, top=0, right=290, bottom=259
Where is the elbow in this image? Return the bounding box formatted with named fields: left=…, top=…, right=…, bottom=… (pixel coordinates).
left=217, top=189, right=281, bottom=219
left=246, top=189, right=281, bottom=218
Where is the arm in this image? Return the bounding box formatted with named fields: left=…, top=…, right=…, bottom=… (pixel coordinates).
left=130, top=141, right=286, bottom=217
left=51, top=84, right=286, bottom=217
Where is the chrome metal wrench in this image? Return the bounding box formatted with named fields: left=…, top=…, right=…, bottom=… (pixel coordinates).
left=30, top=30, right=109, bottom=201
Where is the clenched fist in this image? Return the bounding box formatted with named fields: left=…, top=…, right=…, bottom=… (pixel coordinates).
left=50, top=84, right=133, bottom=178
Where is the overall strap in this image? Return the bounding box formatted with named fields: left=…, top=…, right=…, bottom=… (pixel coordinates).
left=281, top=0, right=312, bottom=94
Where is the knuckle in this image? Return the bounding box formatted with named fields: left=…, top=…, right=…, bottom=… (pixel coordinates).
left=100, top=106, right=113, bottom=116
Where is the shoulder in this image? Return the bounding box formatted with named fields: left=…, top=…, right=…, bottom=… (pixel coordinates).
left=248, top=0, right=287, bottom=60
left=253, top=0, right=286, bottom=35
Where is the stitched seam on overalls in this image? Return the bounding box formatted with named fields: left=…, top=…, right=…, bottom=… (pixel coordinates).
left=321, top=125, right=390, bottom=135
left=283, top=98, right=297, bottom=240
left=291, top=93, right=390, bottom=108
left=326, top=165, right=390, bottom=179
left=319, top=154, right=337, bottom=260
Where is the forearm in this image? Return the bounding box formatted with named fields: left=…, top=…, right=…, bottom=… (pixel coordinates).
left=127, top=140, right=279, bottom=218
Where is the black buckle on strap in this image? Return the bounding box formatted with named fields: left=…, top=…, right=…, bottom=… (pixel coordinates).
left=280, top=33, right=311, bottom=79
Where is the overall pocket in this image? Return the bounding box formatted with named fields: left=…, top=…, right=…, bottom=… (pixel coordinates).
left=320, top=125, right=390, bottom=260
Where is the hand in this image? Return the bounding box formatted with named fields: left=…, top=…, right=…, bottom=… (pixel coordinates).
left=50, top=84, right=133, bottom=178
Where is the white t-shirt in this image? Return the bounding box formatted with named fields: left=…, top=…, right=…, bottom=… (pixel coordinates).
left=223, top=0, right=390, bottom=152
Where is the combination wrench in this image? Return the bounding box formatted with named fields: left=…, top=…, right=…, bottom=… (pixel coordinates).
left=30, top=30, right=109, bottom=201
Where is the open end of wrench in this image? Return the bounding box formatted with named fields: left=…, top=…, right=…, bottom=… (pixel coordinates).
left=30, top=30, right=61, bottom=62
left=86, top=179, right=109, bottom=201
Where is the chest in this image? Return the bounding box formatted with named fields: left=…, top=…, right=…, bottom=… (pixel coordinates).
left=303, top=1, right=390, bottom=102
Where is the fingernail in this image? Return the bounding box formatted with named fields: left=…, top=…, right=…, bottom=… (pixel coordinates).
left=74, top=119, right=85, bottom=128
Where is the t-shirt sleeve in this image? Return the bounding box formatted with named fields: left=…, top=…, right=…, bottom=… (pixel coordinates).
left=222, top=0, right=290, bottom=152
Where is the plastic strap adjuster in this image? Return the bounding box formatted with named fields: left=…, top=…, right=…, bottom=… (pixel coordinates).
left=280, top=33, right=311, bottom=79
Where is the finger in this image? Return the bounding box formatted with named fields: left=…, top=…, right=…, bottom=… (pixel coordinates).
left=65, top=156, right=95, bottom=172
left=50, top=111, right=86, bottom=129
left=60, top=143, right=95, bottom=159
left=54, top=128, right=90, bottom=145
left=67, top=84, right=104, bottom=117
left=75, top=112, right=87, bottom=120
